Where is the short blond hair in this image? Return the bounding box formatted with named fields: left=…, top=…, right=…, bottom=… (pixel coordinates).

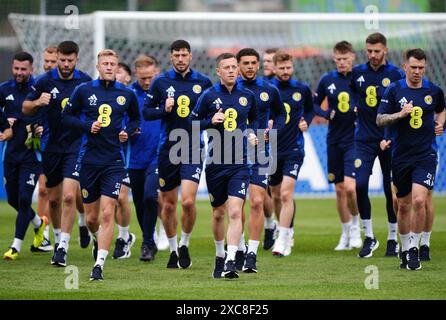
left=44, top=45, right=57, bottom=54
left=97, top=49, right=118, bottom=60
left=134, top=55, right=156, bottom=69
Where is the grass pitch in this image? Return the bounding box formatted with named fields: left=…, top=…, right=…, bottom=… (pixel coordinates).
left=0, top=197, right=445, bottom=300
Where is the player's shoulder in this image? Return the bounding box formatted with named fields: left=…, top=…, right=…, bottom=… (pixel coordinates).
left=291, top=79, right=311, bottom=92
left=423, top=79, right=444, bottom=94
left=113, top=81, right=137, bottom=96
left=385, top=62, right=405, bottom=76
left=34, top=70, right=53, bottom=84
left=150, top=72, right=170, bottom=87
left=352, top=63, right=367, bottom=73
left=75, top=69, right=93, bottom=81
left=190, top=69, right=212, bottom=83
left=0, top=79, right=14, bottom=91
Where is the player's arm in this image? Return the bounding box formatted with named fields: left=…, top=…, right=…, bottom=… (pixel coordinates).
left=124, top=92, right=141, bottom=136
left=313, top=76, right=331, bottom=120
left=434, top=90, right=446, bottom=135
left=189, top=90, right=218, bottom=129
left=269, top=86, right=286, bottom=129
left=143, top=80, right=167, bottom=120
left=301, top=86, right=315, bottom=128
left=62, top=85, right=95, bottom=133
left=376, top=85, right=408, bottom=127
left=22, top=80, right=50, bottom=116
left=0, top=107, right=12, bottom=141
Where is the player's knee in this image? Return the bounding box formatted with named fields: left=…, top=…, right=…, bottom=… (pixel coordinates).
left=412, top=195, right=426, bottom=210
left=86, top=215, right=99, bottom=228
left=63, top=192, right=76, bottom=206
left=181, top=197, right=195, bottom=213
left=48, top=198, right=62, bottom=210
left=38, top=185, right=48, bottom=198
left=18, top=194, right=32, bottom=208
left=280, top=191, right=293, bottom=204
left=212, top=208, right=225, bottom=221
left=249, top=195, right=263, bottom=214
left=227, top=208, right=242, bottom=221
left=397, top=201, right=411, bottom=216
left=7, top=198, right=19, bottom=210
left=162, top=200, right=176, bottom=214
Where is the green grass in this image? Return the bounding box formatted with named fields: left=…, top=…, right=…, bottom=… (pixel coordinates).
left=0, top=197, right=445, bottom=300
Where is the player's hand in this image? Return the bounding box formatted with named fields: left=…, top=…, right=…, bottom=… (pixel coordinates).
left=248, top=132, right=258, bottom=146
left=0, top=128, right=13, bottom=141
left=38, top=93, right=51, bottom=106
left=7, top=117, right=17, bottom=127
left=264, top=128, right=270, bottom=142
left=400, top=100, right=413, bottom=118
left=119, top=130, right=128, bottom=142
left=212, top=108, right=225, bottom=125
left=298, top=117, right=308, bottom=132
left=380, top=139, right=391, bottom=151
left=354, top=106, right=358, bottom=114
left=435, top=121, right=444, bottom=136
left=165, top=97, right=174, bottom=113
left=34, top=126, right=44, bottom=138
left=91, top=121, right=102, bottom=134
left=329, top=109, right=336, bottom=120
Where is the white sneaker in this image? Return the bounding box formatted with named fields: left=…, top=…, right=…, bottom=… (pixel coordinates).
left=349, top=225, right=362, bottom=248
left=157, top=228, right=169, bottom=251
left=272, top=238, right=286, bottom=257
left=334, top=233, right=351, bottom=251
left=283, top=230, right=293, bottom=256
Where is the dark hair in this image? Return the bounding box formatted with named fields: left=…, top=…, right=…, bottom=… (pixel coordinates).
left=236, top=48, right=260, bottom=62
left=118, top=62, right=132, bottom=76
left=404, top=48, right=427, bottom=61
left=264, top=48, right=278, bottom=55
left=216, top=53, right=236, bottom=66
left=333, top=41, right=354, bottom=53
left=57, top=41, right=79, bottom=55
left=13, top=51, right=33, bottom=64
left=366, top=33, right=387, bottom=46
left=170, top=39, right=191, bottom=53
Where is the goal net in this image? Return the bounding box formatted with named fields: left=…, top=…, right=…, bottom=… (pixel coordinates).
left=7, top=11, right=446, bottom=196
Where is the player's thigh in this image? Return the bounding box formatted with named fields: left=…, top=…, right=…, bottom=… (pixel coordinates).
left=206, top=167, right=229, bottom=208
left=181, top=178, right=199, bottom=202
left=327, top=144, right=344, bottom=184
left=249, top=163, right=269, bottom=190
left=280, top=175, right=296, bottom=200
left=227, top=166, right=250, bottom=201
left=42, top=152, right=64, bottom=188
left=19, top=163, right=41, bottom=199
left=392, top=164, right=413, bottom=198
left=180, top=163, right=202, bottom=185
left=354, top=144, right=377, bottom=187
left=99, top=164, right=126, bottom=200
left=268, top=158, right=284, bottom=187
left=412, top=158, right=437, bottom=193
left=3, top=162, right=19, bottom=196
left=62, top=153, right=81, bottom=182
left=158, top=152, right=181, bottom=192
left=282, top=156, right=304, bottom=181
left=378, top=148, right=392, bottom=178
left=79, top=164, right=102, bottom=204
left=143, top=165, right=159, bottom=201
